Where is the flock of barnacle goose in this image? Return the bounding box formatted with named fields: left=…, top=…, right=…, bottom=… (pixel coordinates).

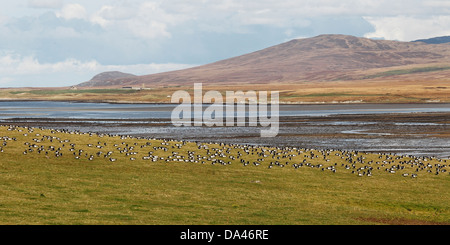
left=1, top=125, right=449, bottom=179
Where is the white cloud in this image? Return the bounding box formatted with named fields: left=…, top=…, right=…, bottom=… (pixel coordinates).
left=56, top=3, right=88, bottom=20
left=28, top=0, right=63, bottom=9
left=95, top=5, right=135, bottom=21
left=90, top=2, right=190, bottom=39
left=90, top=5, right=135, bottom=27
left=0, top=53, right=195, bottom=87
left=0, top=53, right=97, bottom=75
left=364, top=15, right=450, bottom=41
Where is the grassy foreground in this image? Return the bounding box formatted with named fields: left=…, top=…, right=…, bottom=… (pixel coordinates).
left=0, top=125, right=449, bottom=225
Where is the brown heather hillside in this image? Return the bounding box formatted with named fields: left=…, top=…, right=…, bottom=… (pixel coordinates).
left=78, top=71, right=136, bottom=87
left=77, top=34, right=450, bottom=88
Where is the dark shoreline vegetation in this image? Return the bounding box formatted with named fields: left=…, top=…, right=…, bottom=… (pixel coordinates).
left=0, top=123, right=449, bottom=225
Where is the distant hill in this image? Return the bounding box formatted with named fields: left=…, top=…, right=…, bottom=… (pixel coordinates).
left=78, top=71, right=136, bottom=87
left=76, top=35, right=450, bottom=87
left=413, top=36, right=450, bottom=44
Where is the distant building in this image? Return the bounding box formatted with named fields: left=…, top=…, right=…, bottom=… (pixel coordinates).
left=122, top=86, right=141, bottom=90
left=122, top=84, right=152, bottom=90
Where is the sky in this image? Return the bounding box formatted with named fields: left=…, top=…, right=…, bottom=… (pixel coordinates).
left=1, top=0, right=450, bottom=87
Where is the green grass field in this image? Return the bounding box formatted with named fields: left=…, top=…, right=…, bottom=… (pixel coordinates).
left=0, top=125, right=449, bottom=225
